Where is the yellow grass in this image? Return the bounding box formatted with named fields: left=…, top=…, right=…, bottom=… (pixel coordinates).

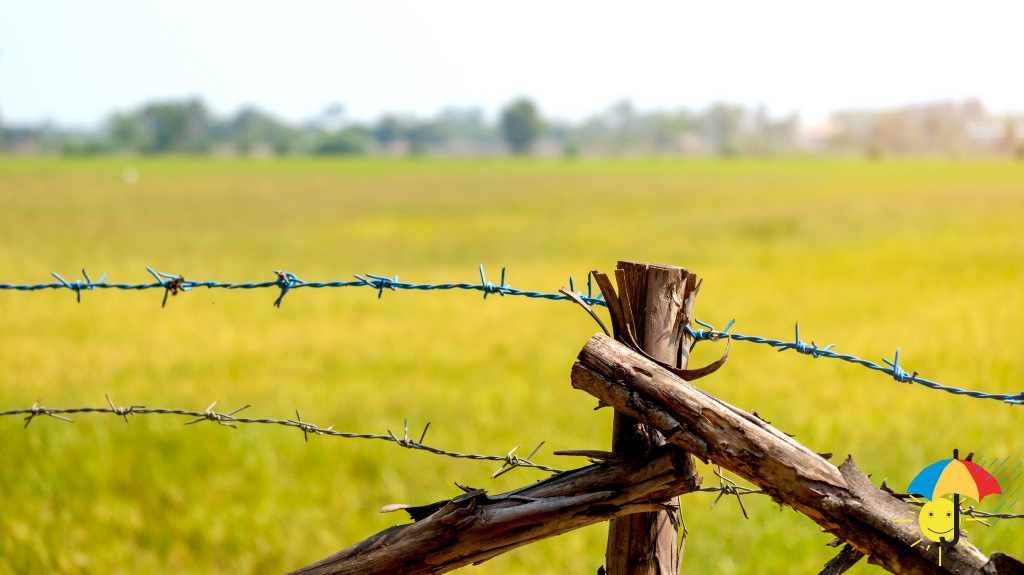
left=1, top=156, right=1021, bottom=573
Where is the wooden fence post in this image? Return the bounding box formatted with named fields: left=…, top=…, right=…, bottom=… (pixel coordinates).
left=604, top=262, right=701, bottom=575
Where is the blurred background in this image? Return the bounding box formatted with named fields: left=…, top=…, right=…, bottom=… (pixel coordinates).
left=2, top=0, right=1024, bottom=160
left=1, top=2, right=1022, bottom=574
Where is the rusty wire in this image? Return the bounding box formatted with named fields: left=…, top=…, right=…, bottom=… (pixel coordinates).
left=2, top=395, right=563, bottom=477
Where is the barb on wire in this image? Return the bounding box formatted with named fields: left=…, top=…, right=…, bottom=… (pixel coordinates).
left=105, top=393, right=143, bottom=422
left=184, top=401, right=251, bottom=428
left=882, top=349, right=918, bottom=383
left=288, top=410, right=336, bottom=442
left=479, top=264, right=508, bottom=299
left=353, top=273, right=401, bottom=299
left=696, top=467, right=764, bottom=519
left=387, top=418, right=425, bottom=448
left=773, top=323, right=835, bottom=358
left=272, top=270, right=301, bottom=307
left=1, top=266, right=1021, bottom=404
left=21, top=399, right=75, bottom=428
left=147, top=268, right=186, bottom=308
left=0, top=397, right=562, bottom=477
left=51, top=269, right=107, bottom=303
left=491, top=442, right=546, bottom=479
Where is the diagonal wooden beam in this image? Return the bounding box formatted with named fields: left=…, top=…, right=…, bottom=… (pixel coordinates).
left=283, top=446, right=700, bottom=575
left=571, top=333, right=1021, bottom=575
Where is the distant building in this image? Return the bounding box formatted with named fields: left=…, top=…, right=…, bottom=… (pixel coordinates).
left=1, top=127, right=43, bottom=154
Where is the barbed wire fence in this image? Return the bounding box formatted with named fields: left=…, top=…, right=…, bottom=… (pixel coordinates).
left=3, top=265, right=1022, bottom=526
left=2, top=265, right=1022, bottom=405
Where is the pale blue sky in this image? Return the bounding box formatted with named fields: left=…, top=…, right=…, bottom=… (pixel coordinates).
left=1, top=0, right=1022, bottom=127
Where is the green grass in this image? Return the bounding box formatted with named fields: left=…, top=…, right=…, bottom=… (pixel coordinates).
left=1, top=156, right=1022, bottom=574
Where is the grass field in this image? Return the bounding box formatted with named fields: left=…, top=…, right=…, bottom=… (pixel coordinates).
left=1, top=156, right=1021, bottom=574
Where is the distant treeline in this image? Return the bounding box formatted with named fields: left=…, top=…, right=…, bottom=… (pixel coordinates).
left=2, top=97, right=1022, bottom=159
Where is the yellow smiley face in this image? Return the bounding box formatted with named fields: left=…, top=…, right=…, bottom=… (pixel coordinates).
left=918, top=498, right=956, bottom=542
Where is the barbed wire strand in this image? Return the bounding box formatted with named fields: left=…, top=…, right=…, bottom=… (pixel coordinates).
left=685, top=320, right=1023, bottom=405
left=2, top=395, right=562, bottom=476
left=698, top=467, right=1024, bottom=523
left=1, top=266, right=1021, bottom=405
left=3, top=396, right=1021, bottom=521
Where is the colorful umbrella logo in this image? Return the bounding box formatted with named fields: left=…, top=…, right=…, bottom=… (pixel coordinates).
left=907, top=449, right=1002, bottom=547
